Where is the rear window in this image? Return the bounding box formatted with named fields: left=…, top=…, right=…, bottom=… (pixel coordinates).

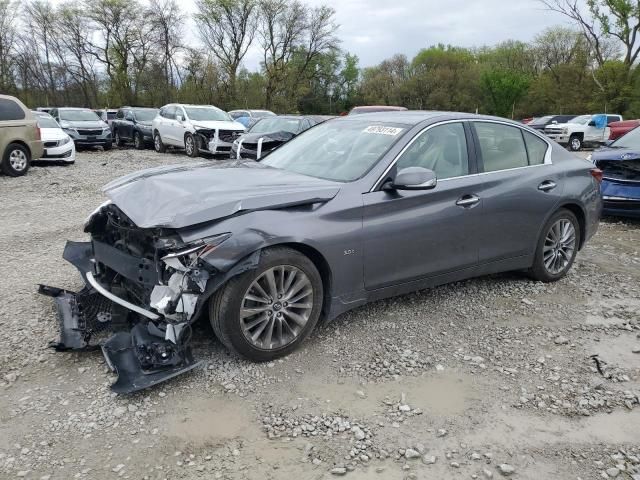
left=0, top=98, right=26, bottom=121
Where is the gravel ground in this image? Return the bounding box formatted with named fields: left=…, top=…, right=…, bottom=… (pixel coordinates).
left=1, top=148, right=639, bottom=480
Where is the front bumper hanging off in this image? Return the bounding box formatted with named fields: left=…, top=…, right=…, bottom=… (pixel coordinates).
left=39, top=241, right=202, bottom=394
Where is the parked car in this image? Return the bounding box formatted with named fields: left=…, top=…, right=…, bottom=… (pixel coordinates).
left=527, top=115, right=577, bottom=132
left=41, top=111, right=602, bottom=393
left=228, top=109, right=275, bottom=128
left=589, top=125, right=640, bottom=217
left=95, top=109, right=119, bottom=126
left=111, top=107, right=159, bottom=149
left=33, top=111, right=75, bottom=163
left=608, top=120, right=640, bottom=140
left=50, top=108, right=112, bottom=150
left=348, top=105, right=408, bottom=115
left=152, top=104, right=245, bottom=157
left=0, top=94, right=43, bottom=176
left=544, top=114, right=622, bottom=151
left=231, top=115, right=333, bottom=159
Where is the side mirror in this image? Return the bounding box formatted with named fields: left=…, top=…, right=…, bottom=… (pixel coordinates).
left=552, top=120, right=558, bottom=124
left=176, top=114, right=184, bottom=122
left=588, top=120, right=596, bottom=127
left=387, top=167, right=437, bottom=191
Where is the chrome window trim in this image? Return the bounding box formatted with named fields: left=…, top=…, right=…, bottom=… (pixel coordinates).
left=369, top=118, right=553, bottom=192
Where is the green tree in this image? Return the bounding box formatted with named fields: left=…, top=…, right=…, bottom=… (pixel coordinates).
left=480, top=69, right=530, bottom=118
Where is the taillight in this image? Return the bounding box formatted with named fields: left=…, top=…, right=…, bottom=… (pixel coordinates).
left=590, top=168, right=603, bottom=183
left=35, top=125, right=41, bottom=141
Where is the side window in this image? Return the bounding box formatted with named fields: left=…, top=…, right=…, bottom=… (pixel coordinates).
left=607, top=115, right=620, bottom=125
left=523, top=131, right=548, bottom=165
left=475, top=122, right=528, bottom=172
left=163, top=106, right=176, bottom=120
left=396, top=122, right=469, bottom=180
left=176, top=107, right=186, bottom=120
left=0, top=98, right=26, bottom=121
left=116, top=109, right=124, bottom=119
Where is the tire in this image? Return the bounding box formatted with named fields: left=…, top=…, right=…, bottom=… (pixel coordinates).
left=185, top=133, right=199, bottom=158
left=114, top=130, right=124, bottom=147
left=209, top=247, right=324, bottom=361
left=133, top=132, right=144, bottom=150
left=528, top=208, right=581, bottom=282
left=103, top=142, right=113, bottom=151
left=568, top=134, right=582, bottom=151
left=154, top=132, right=166, bottom=153
left=1, top=143, right=30, bottom=176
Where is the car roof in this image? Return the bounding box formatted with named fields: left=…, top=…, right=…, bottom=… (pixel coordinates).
left=56, top=107, right=93, bottom=110
left=332, top=111, right=543, bottom=128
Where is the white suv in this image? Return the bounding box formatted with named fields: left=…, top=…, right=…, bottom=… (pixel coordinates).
left=152, top=104, right=245, bottom=157
left=544, top=114, right=622, bottom=151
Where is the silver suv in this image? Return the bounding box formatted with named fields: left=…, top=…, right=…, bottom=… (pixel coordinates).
left=50, top=108, right=112, bottom=150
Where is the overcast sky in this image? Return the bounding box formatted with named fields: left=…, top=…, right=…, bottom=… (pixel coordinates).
left=174, top=0, right=572, bottom=70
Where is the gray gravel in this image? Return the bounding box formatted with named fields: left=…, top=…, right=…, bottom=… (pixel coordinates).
left=0, top=148, right=639, bottom=480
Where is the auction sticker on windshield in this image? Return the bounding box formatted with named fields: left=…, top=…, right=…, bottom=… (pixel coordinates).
left=363, top=126, right=404, bottom=136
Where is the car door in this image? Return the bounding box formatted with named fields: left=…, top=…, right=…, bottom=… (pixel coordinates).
left=123, top=109, right=134, bottom=140
left=172, top=106, right=188, bottom=147
left=160, top=106, right=177, bottom=145
left=362, top=121, right=481, bottom=290
left=469, top=121, right=564, bottom=263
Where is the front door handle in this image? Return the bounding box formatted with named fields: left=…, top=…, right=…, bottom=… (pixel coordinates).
left=456, top=194, right=480, bottom=208
left=538, top=180, right=557, bottom=192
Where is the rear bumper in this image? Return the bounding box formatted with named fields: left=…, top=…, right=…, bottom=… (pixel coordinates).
left=29, top=140, right=44, bottom=160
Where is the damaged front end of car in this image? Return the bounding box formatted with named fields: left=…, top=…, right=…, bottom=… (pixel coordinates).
left=39, top=203, right=235, bottom=394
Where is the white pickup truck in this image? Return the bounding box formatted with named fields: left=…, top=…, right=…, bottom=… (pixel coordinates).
left=544, top=114, right=622, bottom=151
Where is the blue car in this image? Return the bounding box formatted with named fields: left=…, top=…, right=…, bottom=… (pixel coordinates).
left=590, top=125, right=640, bottom=217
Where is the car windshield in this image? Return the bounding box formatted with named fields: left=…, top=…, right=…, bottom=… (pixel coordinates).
left=249, top=118, right=301, bottom=134
left=252, top=111, right=276, bottom=118
left=133, top=109, right=158, bottom=121
left=261, top=120, right=405, bottom=182
left=530, top=116, right=553, bottom=125
left=35, top=114, right=59, bottom=128
left=184, top=107, right=230, bottom=122
left=612, top=126, right=640, bottom=149
left=571, top=115, right=591, bottom=125
left=60, top=110, right=101, bottom=121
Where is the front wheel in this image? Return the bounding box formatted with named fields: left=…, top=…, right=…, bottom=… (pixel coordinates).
left=154, top=132, right=166, bottom=153
left=568, top=135, right=582, bottom=151
left=1, top=143, right=30, bottom=176
left=134, top=132, right=144, bottom=150
left=209, top=247, right=323, bottom=361
left=185, top=133, right=199, bottom=158
left=529, top=209, right=580, bottom=282
left=114, top=130, right=124, bottom=147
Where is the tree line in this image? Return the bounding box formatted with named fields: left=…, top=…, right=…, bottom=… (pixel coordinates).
left=0, top=0, right=639, bottom=118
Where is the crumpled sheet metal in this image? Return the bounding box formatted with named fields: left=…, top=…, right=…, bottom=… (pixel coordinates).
left=102, top=160, right=340, bottom=229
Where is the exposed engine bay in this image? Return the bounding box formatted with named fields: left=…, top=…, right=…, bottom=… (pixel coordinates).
left=39, top=203, right=232, bottom=393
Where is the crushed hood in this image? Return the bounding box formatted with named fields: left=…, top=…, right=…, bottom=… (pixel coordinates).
left=240, top=131, right=297, bottom=145
left=102, top=160, right=341, bottom=229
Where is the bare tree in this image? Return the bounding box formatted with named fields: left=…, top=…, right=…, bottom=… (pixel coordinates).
left=0, top=0, right=18, bottom=93
left=195, top=0, right=258, bottom=103
left=540, top=0, right=639, bottom=67
left=148, top=0, right=184, bottom=100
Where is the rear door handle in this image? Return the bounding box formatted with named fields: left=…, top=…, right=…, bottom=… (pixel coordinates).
left=456, top=194, right=480, bottom=208
left=538, top=180, right=557, bottom=192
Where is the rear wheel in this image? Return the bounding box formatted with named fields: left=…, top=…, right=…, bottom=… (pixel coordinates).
left=209, top=247, right=323, bottom=361
left=568, top=134, right=582, bottom=151
left=1, top=143, right=30, bottom=176
left=529, top=209, right=580, bottom=282
left=154, top=132, right=166, bottom=153
left=185, top=133, right=199, bottom=158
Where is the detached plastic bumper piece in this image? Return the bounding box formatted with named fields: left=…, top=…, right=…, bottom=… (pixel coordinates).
left=38, top=284, right=117, bottom=351
left=102, top=323, right=202, bottom=394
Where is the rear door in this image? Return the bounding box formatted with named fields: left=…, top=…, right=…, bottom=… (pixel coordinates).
left=469, top=121, right=563, bottom=263
left=362, top=121, right=482, bottom=289
left=160, top=106, right=177, bottom=144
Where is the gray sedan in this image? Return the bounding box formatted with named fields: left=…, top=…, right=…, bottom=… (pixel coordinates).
left=41, top=111, right=602, bottom=393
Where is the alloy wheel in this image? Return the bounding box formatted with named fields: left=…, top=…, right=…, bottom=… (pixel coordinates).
left=185, top=135, right=194, bottom=155
left=543, top=219, right=576, bottom=275
left=9, top=149, right=27, bottom=171
left=154, top=135, right=161, bottom=151
left=240, top=265, right=314, bottom=350
left=134, top=133, right=141, bottom=149
left=570, top=137, right=581, bottom=151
